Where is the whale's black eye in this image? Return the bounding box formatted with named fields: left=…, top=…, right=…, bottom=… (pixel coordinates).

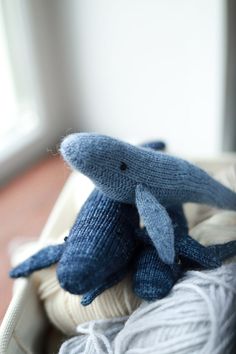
left=120, top=162, right=127, bottom=171
left=64, top=236, right=68, bottom=242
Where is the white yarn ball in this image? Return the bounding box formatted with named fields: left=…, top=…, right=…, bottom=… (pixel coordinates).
left=33, top=267, right=141, bottom=335
left=59, top=265, right=236, bottom=354
left=113, top=265, right=236, bottom=354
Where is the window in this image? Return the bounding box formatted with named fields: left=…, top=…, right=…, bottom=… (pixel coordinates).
left=0, top=1, right=72, bottom=184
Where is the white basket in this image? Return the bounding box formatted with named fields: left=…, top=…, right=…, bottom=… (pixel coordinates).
left=1, top=154, right=236, bottom=354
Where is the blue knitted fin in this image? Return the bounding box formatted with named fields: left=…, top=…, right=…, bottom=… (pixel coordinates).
left=9, top=244, right=65, bottom=278
left=177, top=235, right=221, bottom=268
left=141, top=141, right=166, bottom=151
left=80, top=267, right=129, bottom=306
left=135, top=184, right=175, bottom=264
left=209, top=240, right=236, bottom=262
left=178, top=237, right=236, bottom=269
left=133, top=246, right=182, bottom=301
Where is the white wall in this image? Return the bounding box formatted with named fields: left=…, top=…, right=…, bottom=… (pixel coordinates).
left=67, top=0, right=226, bottom=157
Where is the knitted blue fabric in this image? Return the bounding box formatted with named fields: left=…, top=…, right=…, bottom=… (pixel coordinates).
left=10, top=189, right=140, bottom=302
left=10, top=135, right=236, bottom=306
left=57, top=140, right=165, bottom=300
left=10, top=211, right=236, bottom=304
left=60, top=133, right=236, bottom=264
left=134, top=204, right=236, bottom=301
left=133, top=205, right=185, bottom=300
left=58, top=140, right=165, bottom=302
left=9, top=244, right=65, bottom=278
left=9, top=201, right=236, bottom=304
left=10, top=140, right=165, bottom=305
left=133, top=243, right=182, bottom=301
left=56, top=189, right=139, bottom=296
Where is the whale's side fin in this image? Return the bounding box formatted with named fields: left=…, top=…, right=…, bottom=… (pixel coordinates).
left=135, top=184, right=175, bottom=264
left=208, top=240, right=236, bottom=262
left=80, top=267, right=129, bottom=306
left=177, top=235, right=221, bottom=268
left=133, top=245, right=181, bottom=301
left=141, top=141, right=166, bottom=151
left=178, top=236, right=236, bottom=268
left=9, top=244, right=65, bottom=278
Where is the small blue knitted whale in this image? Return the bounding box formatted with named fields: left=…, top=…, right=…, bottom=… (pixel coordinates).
left=61, top=133, right=236, bottom=264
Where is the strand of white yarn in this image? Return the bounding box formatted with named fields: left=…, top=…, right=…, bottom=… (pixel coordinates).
left=58, top=264, right=236, bottom=354
left=114, top=265, right=236, bottom=354
left=59, top=317, right=127, bottom=354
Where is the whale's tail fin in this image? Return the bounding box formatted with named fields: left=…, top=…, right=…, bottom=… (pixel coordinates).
left=201, top=175, right=236, bottom=211
left=141, top=140, right=166, bottom=151
left=186, top=164, right=236, bottom=211
left=9, top=243, right=65, bottom=278
left=209, top=240, right=236, bottom=262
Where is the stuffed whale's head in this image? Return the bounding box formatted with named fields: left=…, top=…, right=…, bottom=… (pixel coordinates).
left=60, top=133, right=166, bottom=203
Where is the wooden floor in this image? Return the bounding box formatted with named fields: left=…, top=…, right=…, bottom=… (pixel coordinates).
left=0, top=155, right=70, bottom=321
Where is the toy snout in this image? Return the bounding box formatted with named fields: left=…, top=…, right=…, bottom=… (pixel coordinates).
left=56, top=256, right=105, bottom=294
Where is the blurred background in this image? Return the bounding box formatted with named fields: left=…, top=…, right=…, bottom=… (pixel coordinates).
left=0, top=0, right=236, bottom=319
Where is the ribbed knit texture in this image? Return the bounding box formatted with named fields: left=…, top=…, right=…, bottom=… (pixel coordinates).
left=56, top=188, right=139, bottom=301
left=11, top=138, right=236, bottom=307
left=58, top=176, right=236, bottom=351
left=9, top=244, right=65, bottom=278
left=10, top=188, right=140, bottom=305
left=60, top=133, right=236, bottom=210
left=56, top=139, right=166, bottom=303
left=10, top=140, right=167, bottom=305
left=133, top=204, right=236, bottom=301
left=60, top=133, right=236, bottom=264
left=133, top=205, right=184, bottom=301
left=10, top=204, right=236, bottom=305
left=135, top=184, right=176, bottom=263
left=57, top=140, right=166, bottom=302
left=9, top=164, right=236, bottom=339
left=133, top=244, right=182, bottom=301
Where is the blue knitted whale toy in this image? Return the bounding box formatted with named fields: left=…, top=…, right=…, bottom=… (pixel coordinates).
left=61, top=133, right=236, bottom=264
